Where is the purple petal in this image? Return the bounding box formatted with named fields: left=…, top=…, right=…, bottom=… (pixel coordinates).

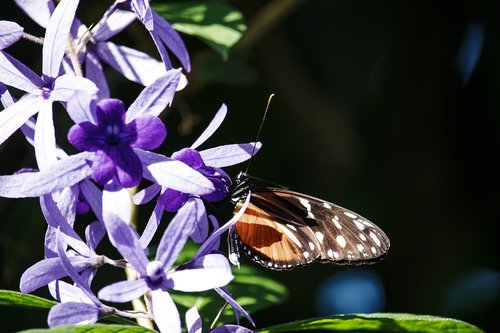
left=55, top=229, right=99, bottom=304
left=40, top=194, right=90, bottom=256
left=169, top=254, right=233, bottom=292
left=20, top=256, right=89, bottom=294
left=0, top=21, right=23, bottom=50
left=172, top=148, right=204, bottom=169
left=91, top=149, right=115, bottom=185
left=49, top=280, right=93, bottom=304
left=151, top=289, right=181, bottom=333
left=42, top=0, right=79, bottom=77
left=186, top=306, right=202, bottom=333
left=48, top=302, right=100, bottom=326
left=85, top=221, right=106, bottom=250
left=85, top=52, right=109, bottom=100
left=151, top=12, right=191, bottom=71
left=0, top=51, right=43, bottom=93
left=131, top=0, right=153, bottom=30
left=110, top=145, right=143, bottom=188
left=137, top=149, right=215, bottom=195
left=103, top=179, right=131, bottom=224
left=129, top=116, right=166, bottom=149
left=95, top=98, right=126, bottom=125
left=96, top=41, right=167, bottom=86
left=102, top=212, right=148, bottom=275
left=98, top=279, right=148, bottom=303
left=93, top=9, right=135, bottom=41
left=156, top=198, right=197, bottom=269
left=139, top=202, right=164, bottom=249
left=0, top=82, right=15, bottom=107
left=191, top=104, right=227, bottom=150
left=0, top=152, right=93, bottom=198
left=68, top=121, right=101, bottom=151
left=14, top=0, right=54, bottom=28
left=34, top=101, right=57, bottom=170
left=211, top=325, right=255, bottom=333
left=199, top=142, right=262, bottom=168
left=126, top=69, right=182, bottom=121
left=56, top=186, right=79, bottom=227
left=157, top=189, right=189, bottom=212
left=150, top=32, right=172, bottom=69
left=215, top=287, right=255, bottom=327
left=189, top=198, right=209, bottom=244
left=50, top=75, right=98, bottom=102
left=66, top=91, right=98, bottom=124
left=0, top=95, right=43, bottom=146
left=133, top=183, right=161, bottom=205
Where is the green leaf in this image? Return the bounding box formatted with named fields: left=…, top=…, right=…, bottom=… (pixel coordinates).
left=171, top=264, right=288, bottom=328
left=152, top=1, right=246, bottom=58
left=258, top=313, right=485, bottom=333
left=0, top=289, right=55, bottom=309
left=17, top=324, right=156, bottom=333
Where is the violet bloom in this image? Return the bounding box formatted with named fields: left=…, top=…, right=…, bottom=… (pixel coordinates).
left=0, top=0, right=97, bottom=170
left=159, top=148, right=232, bottom=212
left=98, top=199, right=234, bottom=333
left=20, top=195, right=106, bottom=294
left=134, top=104, right=261, bottom=246
left=47, top=228, right=114, bottom=326
left=68, top=98, right=166, bottom=188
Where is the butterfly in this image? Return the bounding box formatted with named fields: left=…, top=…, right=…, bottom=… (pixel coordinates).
left=228, top=172, right=390, bottom=270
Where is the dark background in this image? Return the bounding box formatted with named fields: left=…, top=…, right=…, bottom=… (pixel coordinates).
left=0, top=0, right=499, bottom=332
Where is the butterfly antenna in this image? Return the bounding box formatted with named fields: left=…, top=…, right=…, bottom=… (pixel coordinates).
left=244, top=93, right=275, bottom=175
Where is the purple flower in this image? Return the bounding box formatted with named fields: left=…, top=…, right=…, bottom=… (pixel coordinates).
left=47, top=228, right=114, bottom=327
left=159, top=148, right=232, bottom=211
left=98, top=199, right=234, bottom=333
left=0, top=0, right=98, bottom=170
left=20, top=195, right=106, bottom=294
left=68, top=98, right=166, bottom=187
left=134, top=104, right=261, bottom=246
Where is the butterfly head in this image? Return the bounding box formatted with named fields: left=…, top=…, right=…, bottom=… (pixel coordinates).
left=230, top=172, right=251, bottom=204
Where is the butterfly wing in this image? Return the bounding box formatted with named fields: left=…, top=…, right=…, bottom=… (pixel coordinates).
left=232, top=188, right=390, bottom=270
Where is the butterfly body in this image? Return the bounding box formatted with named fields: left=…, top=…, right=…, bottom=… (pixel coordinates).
left=229, top=173, right=390, bottom=270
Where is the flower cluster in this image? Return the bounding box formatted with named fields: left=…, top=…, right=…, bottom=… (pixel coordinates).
left=0, top=1, right=259, bottom=332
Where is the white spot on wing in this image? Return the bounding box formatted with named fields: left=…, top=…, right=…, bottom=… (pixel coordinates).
left=308, top=242, right=315, bottom=250
left=286, top=224, right=297, bottom=231
left=344, top=211, right=357, bottom=219
left=276, top=224, right=302, bottom=248
left=299, top=198, right=311, bottom=210
left=354, top=220, right=365, bottom=230
left=327, top=249, right=334, bottom=258
left=303, top=251, right=310, bottom=258
left=369, top=231, right=381, bottom=246
left=359, top=233, right=367, bottom=241
left=323, top=202, right=332, bottom=209
left=371, top=246, right=377, bottom=254
left=332, top=218, right=342, bottom=229
left=356, top=244, right=364, bottom=252
left=336, top=235, right=346, bottom=248
left=333, top=251, right=340, bottom=259
left=315, top=231, right=325, bottom=244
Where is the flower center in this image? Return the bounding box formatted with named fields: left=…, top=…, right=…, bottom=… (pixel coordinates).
left=105, top=124, right=122, bottom=145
